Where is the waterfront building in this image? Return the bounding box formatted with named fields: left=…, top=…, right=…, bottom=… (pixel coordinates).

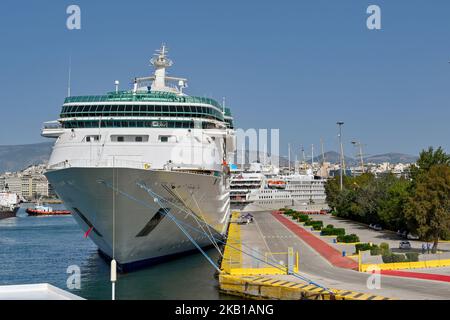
left=0, top=164, right=51, bottom=200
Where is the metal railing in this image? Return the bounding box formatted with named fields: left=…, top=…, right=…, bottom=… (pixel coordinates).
left=47, top=159, right=221, bottom=174
left=47, top=159, right=151, bottom=171
left=64, top=91, right=224, bottom=110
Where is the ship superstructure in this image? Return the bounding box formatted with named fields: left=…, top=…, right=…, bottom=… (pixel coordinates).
left=242, top=169, right=329, bottom=213
left=229, top=162, right=278, bottom=208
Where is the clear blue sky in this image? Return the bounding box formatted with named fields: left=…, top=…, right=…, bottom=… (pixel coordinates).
left=0, top=0, right=449, bottom=157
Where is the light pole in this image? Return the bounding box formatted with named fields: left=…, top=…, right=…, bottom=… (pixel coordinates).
left=288, top=143, right=291, bottom=174
left=337, top=122, right=345, bottom=191
left=352, top=141, right=365, bottom=174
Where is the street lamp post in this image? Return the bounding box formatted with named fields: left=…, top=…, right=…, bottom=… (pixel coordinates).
left=337, top=122, right=345, bottom=191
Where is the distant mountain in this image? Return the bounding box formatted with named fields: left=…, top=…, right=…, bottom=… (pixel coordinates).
left=237, top=150, right=353, bottom=167
left=0, top=142, right=53, bottom=173
left=313, top=151, right=355, bottom=165
left=313, top=151, right=417, bottom=165
left=364, top=153, right=418, bottom=164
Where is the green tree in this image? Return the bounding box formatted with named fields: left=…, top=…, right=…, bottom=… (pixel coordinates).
left=324, top=175, right=340, bottom=211
left=378, top=177, right=410, bottom=231
left=410, top=146, right=450, bottom=184
left=352, top=175, right=379, bottom=223
left=404, top=164, right=450, bottom=252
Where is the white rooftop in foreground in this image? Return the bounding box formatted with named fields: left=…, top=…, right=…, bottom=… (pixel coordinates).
left=0, top=284, right=84, bottom=300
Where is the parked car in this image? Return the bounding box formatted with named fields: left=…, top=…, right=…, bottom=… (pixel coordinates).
left=407, top=233, right=420, bottom=240
left=369, top=224, right=383, bottom=231
left=399, top=241, right=412, bottom=250
left=237, top=217, right=250, bottom=225
left=237, top=214, right=254, bottom=225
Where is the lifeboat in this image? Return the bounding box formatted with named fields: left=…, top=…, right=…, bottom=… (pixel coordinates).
left=267, top=179, right=286, bottom=189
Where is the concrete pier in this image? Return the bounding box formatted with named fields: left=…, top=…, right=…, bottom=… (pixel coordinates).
left=219, top=211, right=450, bottom=300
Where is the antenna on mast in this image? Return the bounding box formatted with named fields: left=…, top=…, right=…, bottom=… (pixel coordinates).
left=67, top=55, right=72, bottom=97
left=301, top=145, right=305, bottom=164
left=320, top=138, right=325, bottom=164
left=288, top=143, right=291, bottom=174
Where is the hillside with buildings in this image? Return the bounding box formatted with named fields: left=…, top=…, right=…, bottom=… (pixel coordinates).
left=0, top=143, right=419, bottom=201
left=0, top=142, right=53, bottom=173
left=0, top=164, right=54, bottom=201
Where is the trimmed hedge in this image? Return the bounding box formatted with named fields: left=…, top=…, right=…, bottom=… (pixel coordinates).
left=321, top=227, right=345, bottom=236
left=297, top=214, right=310, bottom=222
left=356, top=242, right=420, bottom=262
left=282, top=210, right=312, bottom=224
left=304, top=220, right=323, bottom=227
left=382, top=253, right=407, bottom=263
left=326, top=224, right=334, bottom=229
left=304, top=220, right=322, bottom=229
left=355, top=243, right=382, bottom=255
left=380, top=242, right=390, bottom=252
left=337, top=234, right=360, bottom=243
left=304, top=220, right=323, bottom=230
left=370, top=246, right=382, bottom=256
left=382, top=252, right=419, bottom=263
left=405, top=252, right=419, bottom=262
left=355, top=243, right=372, bottom=253
left=284, top=209, right=296, bottom=215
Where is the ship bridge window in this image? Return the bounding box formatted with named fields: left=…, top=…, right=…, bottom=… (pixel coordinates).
left=84, top=135, right=100, bottom=142
left=159, top=135, right=177, bottom=143
left=111, top=135, right=149, bottom=142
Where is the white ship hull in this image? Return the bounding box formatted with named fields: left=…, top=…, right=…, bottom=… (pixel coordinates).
left=45, top=167, right=230, bottom=270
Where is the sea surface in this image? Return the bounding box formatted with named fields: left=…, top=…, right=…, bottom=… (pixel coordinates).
left=0, top=205, right=233, bottom=300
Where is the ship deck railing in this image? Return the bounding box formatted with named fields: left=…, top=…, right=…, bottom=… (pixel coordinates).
left=63, top=91, right=231, bottom=115
left=47, top=159, right=221, bottom=174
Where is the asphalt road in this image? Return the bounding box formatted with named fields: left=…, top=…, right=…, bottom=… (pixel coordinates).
left=239, top=212, right=450, bottom=300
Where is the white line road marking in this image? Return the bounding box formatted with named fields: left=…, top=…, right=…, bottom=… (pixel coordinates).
left=253, top=217, right=274, bottom=262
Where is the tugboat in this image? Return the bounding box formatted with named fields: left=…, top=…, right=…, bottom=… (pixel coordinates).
left=26, top=205, right=71, bottom=216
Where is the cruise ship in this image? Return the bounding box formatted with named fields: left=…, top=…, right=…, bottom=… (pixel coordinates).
left=229, top=162, right=278, bottom=208
left=42, top=45, right=236, bottom=270
left=241, top=169, right=329, bottom=213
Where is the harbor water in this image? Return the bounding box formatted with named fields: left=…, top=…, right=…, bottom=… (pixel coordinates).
left=0, top=205, right=233, bottom=300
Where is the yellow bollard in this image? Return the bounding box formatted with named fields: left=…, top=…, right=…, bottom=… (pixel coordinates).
left=358, top=250, right=362, bottom=272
